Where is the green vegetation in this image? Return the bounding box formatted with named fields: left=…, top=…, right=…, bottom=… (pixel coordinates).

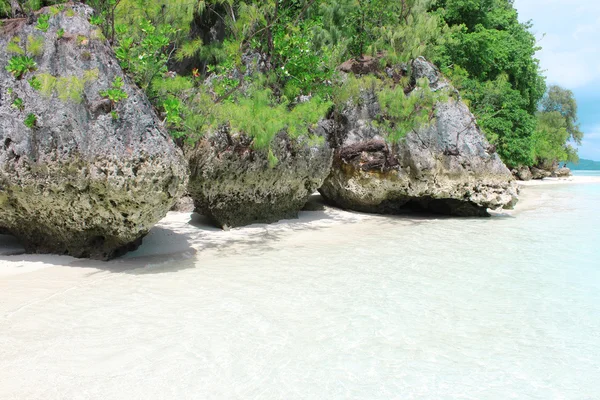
left=333, top=74, right=448, bottom=143
left=100, top=76, right=128, bottom=118
left=377, top=78, right=448, bottom=143
left=23, top=113, right=37, bottom=128
left=6, top=55, right=37, bottom=79
left=0, top=0, right=583, bottom=168
left=6, top=35, right=44, bottom=57
left=215, top=88, right=331, bottom=150
left=89, top=14, right=104, bottom=26
left=430, top=0, right=547, bottom=167
left=26, top=35, right=44, bottom=56
left=7, top=37, right=24, bottom=55
left=100, top=76, right=128, bottom=104
left=28, top=75, right=42, bottom=90
left=11, top=97, right=24, bottom=111
left=35, top=13, right=50, bottom=32
left=34, top=70, right=99, bottom=102
left=532, top=85, right=582, bottom=166
left=0, top=0, right=62, bottom=18
left=56, top=76, right=86, bottom=102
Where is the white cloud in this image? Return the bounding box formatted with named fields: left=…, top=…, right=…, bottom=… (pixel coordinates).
left=514, top=0, right=600, bottom=89
left=579, top=124, right=600, bottom=159
left=583, top=124, right=600, bottom=140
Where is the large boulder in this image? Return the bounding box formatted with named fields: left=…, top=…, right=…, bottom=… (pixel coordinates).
left=512, top=166, right=533, bottom=181
left=554, top=167, right=572, bottom=178
left=186, top=128, right=332, bottom=228
left=530, top=167, right=552, bottom=180
left=319, top=57, right=518, bottom=216
left=0, top=5, right=187, bottom=259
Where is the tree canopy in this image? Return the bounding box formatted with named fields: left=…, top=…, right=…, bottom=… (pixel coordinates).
left=0, top=0, right=584, bottom=167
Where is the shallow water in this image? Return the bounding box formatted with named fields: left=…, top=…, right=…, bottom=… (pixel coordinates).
left=1, top=181, right=599, bottom=399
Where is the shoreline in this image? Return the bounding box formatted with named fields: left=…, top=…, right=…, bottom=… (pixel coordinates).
left=517, top=175, right=600, bottom=186
left=1, top=175, right=599, bottom=273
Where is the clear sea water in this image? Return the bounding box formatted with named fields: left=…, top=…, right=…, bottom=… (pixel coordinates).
left=573, top=169, right=600, bottom=176
left=1, top=178, right=599, bottom=399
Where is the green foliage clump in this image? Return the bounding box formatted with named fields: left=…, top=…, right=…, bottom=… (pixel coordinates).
left=56, top=28, right=65, bottom=39
left=24, top=113, right=37, bottom=128
left=334, top=74, right=447, bottom=143
left=215, top=89, right=331, bottom=149
left=431, top=0, right=548, bottom=167
left=6, top=55, right=37, bottom=79
left=66, top=0, right=578, bottom=165
left=7, top=37, right=25, bottom=55
left=100, top=76, right=128, bottom=104
left=36, top=13, right=50, bottom=32
left=89, top=14, right=104, bottom=26
left=28, top=75, right=42, bottom=90
left=1, top=0, right=64, bottom=18
left=34, top=70, right=99, bottom=101
left=539, top=85, right=583, bottom=145
left=377, top=78, right=447, bottom=143
left=26, top=35, right=45, bottom=57
left=11, top=97, right=24, bottom=111
left=48, top=5, right=61, bottom=16
left=113, top=19, right=175, bottom=89
left=83, top=68, right=100, bottom=82
left=6, top=35, right=44, bottom=57
left=531, top=85, right=583, bottom=166
left=36, top=73, right=57, bottom=97
left=532, top=111, right=573, bottom=167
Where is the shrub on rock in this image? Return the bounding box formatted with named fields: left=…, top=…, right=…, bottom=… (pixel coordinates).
left=319, top=57, right=518, bottom=217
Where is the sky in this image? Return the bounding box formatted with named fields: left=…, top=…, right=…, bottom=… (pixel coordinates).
left=513, top=0, right=600, bottom=160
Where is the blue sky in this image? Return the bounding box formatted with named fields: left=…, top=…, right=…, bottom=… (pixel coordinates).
left=514, top=0, right=600, bottom=160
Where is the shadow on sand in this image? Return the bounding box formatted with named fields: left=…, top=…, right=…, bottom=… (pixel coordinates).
left=0, top=194, right=512, bottom=274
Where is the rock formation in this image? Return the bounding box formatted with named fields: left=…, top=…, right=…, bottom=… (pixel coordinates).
left=554, top=167, right=572, bottom=178
left=186, top=128, right=332, bottom=228
left=0, top=5, right=187, bottom=259
left=319, top=57, right=518, bottom=216
left=513, top=162, right=573, bottom=181
left=512, top=166, right=533, bottom=181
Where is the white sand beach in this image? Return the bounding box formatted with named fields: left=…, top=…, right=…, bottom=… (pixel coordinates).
left=3, top=174, right=600, bottom=277
left=517, top=175, right=600, bottom=186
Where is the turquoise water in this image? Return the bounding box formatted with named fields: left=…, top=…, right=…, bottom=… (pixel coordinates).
left=1, top=180, right=599, bottom=399
left=573, top=169, right=600, bottom=176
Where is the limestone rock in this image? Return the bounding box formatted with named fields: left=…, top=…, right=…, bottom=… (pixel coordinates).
left=0, top=6, right=187, bottom=259
left=513, top=166, right=533, bottom=181
left=171, top=195, right=195, bottom=212
left=530, top=167, right=552, bottom=180
left=187, top=128, right=332, bottom=228
left=320, top=57, right=518, bottom=216
left=554, top=167, right=572, bottom=178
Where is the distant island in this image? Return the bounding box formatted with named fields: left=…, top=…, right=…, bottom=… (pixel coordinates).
left=567, top=159, right=600, bottom=170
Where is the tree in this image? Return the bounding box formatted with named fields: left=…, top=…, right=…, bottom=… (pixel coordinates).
left=532, top=85, right=583, bottom=166
left=539, top=85, right=583, bottom=145
left=431, top=0, right=546, bottom=167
